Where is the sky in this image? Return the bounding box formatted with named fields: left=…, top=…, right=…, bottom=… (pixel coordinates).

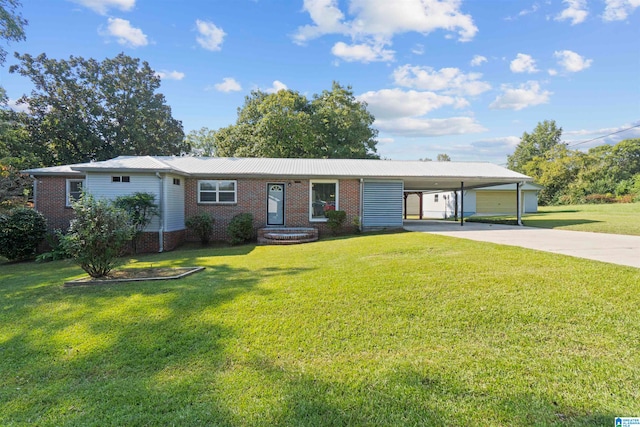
left=1, top=0, right=639, bottom=163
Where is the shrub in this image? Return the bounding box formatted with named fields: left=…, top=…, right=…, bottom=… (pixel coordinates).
left=61, top=195, right=134, bottom=278
left=186, top=212, right=215, bottom=245
left=352, top=215, right=361, bottom=234
left=0, top=208, right=47, bottom=261
left=326, top=210, right=347, bottom=235
left=114, top=192, right=159, bottom=253
left=616, top=194, right=635, bottom=204
left=584, top=193, right=616, bottom=204
left=36, top=230, right=71, bottom=263
left=227, top=213, right=254, bottom=245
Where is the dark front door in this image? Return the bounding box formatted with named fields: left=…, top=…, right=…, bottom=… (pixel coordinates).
left=267, top=183, right=285, bottom=225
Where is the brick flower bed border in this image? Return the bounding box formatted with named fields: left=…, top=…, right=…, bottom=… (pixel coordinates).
left=64, top=267, right=205, bottom=287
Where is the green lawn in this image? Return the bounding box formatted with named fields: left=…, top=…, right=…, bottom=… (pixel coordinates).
left=1, top=233, right=639, bottom=426
left=468, top=202, right=640, bottom=235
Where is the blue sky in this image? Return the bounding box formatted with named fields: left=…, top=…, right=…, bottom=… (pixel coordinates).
left=2, top=0, right=639, bottom=163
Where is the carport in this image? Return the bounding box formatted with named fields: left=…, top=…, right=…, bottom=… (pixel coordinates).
left=398, top=162, right=532, bottom=226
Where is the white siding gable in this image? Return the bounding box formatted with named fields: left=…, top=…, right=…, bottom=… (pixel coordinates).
left=163, top=174, right=185, bottom=232
left=85, top=172, right=162, bottom=231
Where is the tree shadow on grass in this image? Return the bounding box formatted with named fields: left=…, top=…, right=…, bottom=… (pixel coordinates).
left=0, top=263, right=314, bottom=426
left=243, top=357, right=616, bottom=426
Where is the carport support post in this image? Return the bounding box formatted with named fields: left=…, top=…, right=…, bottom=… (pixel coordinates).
left=460, top=181, right=464, bottom=226
left=516, top=181, right=523, bottom=226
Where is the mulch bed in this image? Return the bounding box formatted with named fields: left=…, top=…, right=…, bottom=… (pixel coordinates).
left=64, top=267, right=204, bottom=286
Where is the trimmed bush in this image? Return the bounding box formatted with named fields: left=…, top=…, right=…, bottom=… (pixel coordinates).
left=61, top=195, right=134, bottom=278
left=326, top=209, right=347, bottom=235
left=186, top=212, right=215, bottom=245
left=227, top=213, right=254, bottom=245
left=0, top=208, right=47, bottom=261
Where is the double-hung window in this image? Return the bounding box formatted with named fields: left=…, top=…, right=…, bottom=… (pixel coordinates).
left=310, top=180, right=338, bottom=221
left=66, top=179, right=85, bottom=206
left=198, top=180, right=237, bottom=203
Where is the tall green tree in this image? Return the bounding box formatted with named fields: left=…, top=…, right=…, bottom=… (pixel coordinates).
left=0, top=0, right=27, bottom=101
left=309, top=82, right=378, bottom=158
left=437, top=153, right=451, bottom=161
left=507, top=120, right=564, bottom=173
left=187, top=127, right=217, bottom=157
left=215, top=82, right=378, bottom=159
left=9, top=53, right=187, bottom=165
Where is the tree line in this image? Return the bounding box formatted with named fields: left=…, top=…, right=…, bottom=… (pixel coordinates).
left=508, top=120, right=640, bottom=205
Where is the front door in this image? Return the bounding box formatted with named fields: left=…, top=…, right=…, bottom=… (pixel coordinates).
left=267, top=183, right=285, bottom=225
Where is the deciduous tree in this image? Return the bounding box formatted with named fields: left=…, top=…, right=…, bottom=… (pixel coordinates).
left=214, top=82, right=378, bottom=159
left=9, top=53, right=187, bottom=165
left=507, top=120, right=563, bottom=173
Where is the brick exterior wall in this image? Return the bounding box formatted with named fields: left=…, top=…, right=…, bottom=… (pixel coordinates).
left=184, top=178, right=361, bottom=241
left=34, top=175, right=363, bottom=252
left=34, top=175, right=79, bottom=233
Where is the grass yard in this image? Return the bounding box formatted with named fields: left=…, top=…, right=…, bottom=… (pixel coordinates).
left=1, top=232, right=639, bottom=426
left=468, top=202, right=640, bottom=235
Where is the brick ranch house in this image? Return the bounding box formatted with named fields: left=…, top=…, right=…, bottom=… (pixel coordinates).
left=24, top=156, right=531, bottom=252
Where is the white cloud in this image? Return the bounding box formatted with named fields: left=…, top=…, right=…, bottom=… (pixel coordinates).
left=292, top=0, right=349, bottom=44
left=374, top=116, right=486, bottom=137
left=392, top=65, right=491, bottom=96
left=214, top=77, right=242, bottom=93
left=470, top=55, right=487, bottom=67
left=265, top=80, right=288, bottom=93
left=547, top=68, right=558, bottom=76
left=196, top=19, right=226, bottom=51
left=6, top=98, right=30, bottom=113
left=510, top=53, right=538, bottom=73
left=156, top=70, right=185, bottom=81
left=554, top=50, right=592, bottom=72
left=68, top=0, right=134, bottom=15
left=357, top=89, right=465, bottom=120
left=104, top=18, right=148, bottom=47
left=411, top=44, right=425, bottom=55
left=555, top=0, right=589, bottom=25
left=518, top=3, right=539, bottom=16
left=293, top=0, right=478, bottom=62
left=490, top=81, right=552, bottom=110
left=471, top=136, right=521, bottom=151
left=603, top=0, right=640, bottom=21
left=331, top=41, right=394, bottom=63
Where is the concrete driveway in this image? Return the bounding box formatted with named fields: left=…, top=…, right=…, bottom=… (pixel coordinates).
left=404, top=220, right=640, bottom=269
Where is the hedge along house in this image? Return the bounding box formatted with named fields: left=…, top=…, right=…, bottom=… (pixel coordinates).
left=24, top=156, right=531, bottom=252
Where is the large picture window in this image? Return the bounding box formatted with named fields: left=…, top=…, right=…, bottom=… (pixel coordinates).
left=310, top=180, right=338, bottom=221
left=66, top=179, right=85, bottom=206
left=198, top=180, right=237, bottom=203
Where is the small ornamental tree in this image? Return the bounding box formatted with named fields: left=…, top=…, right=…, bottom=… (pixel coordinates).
left=114, top=192, right=159, bottom=253
left=185, top=212, right=215, bottom=245
left=0, top=208, right=47, bottom=261
left=62, top=195, right=134, bottom=278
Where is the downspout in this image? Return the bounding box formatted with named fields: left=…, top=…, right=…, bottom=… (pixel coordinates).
left=156, top=172, right=164, bottom=253
left=30, top=175, right=37, bottom=210
left=517, top=181, right=523, bottom=226
left=359, top=179, right=364, bottom=232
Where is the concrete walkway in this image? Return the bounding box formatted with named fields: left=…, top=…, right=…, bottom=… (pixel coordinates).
left=404, top=220, right=640, bottom=269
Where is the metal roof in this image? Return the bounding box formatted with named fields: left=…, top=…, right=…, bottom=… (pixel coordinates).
left=21, top=164, right=84, bottom=176
left=24, top=156, right=532, bottom=191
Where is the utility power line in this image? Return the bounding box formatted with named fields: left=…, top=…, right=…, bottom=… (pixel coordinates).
left=566, top=123, right=640, bottom=148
